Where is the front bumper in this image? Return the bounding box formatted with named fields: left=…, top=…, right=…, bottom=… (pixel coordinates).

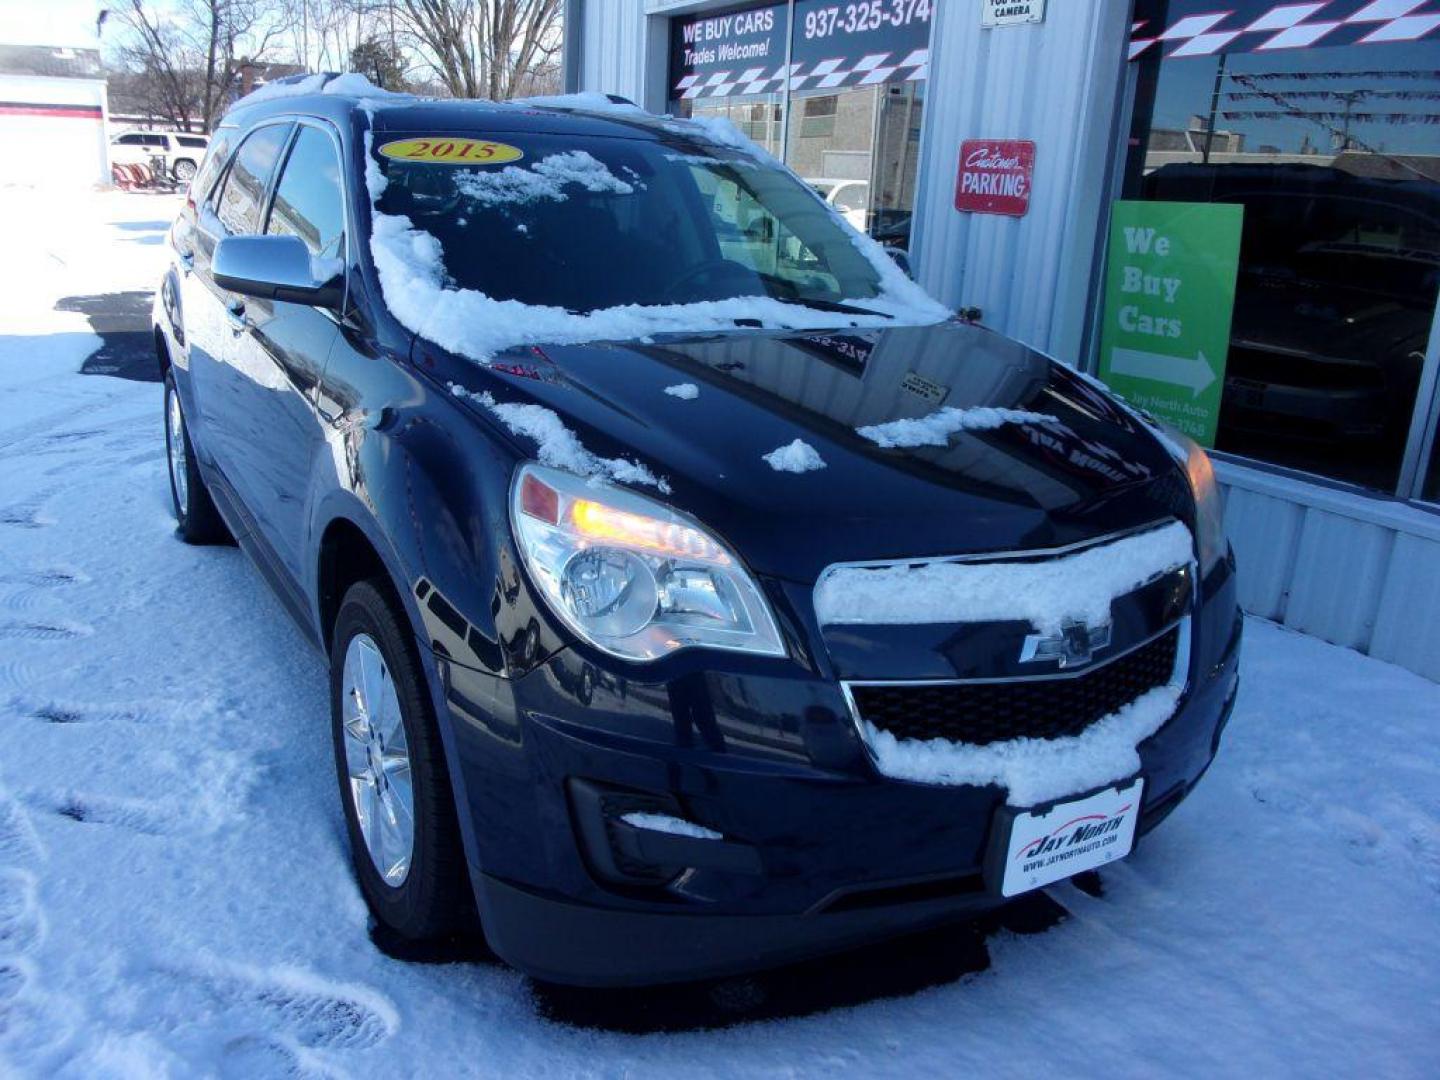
left=438, top=561, right=1242, bottom=986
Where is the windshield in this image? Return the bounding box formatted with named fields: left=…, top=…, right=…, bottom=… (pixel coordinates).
left=372, top=131, right=888, bottom=314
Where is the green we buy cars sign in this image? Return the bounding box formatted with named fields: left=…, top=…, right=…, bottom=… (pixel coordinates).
left=1097, top=201, right=1243, bottom=447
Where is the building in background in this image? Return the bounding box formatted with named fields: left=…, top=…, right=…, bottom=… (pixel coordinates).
left=0, top=43, right=110, bottom=187
left=563, top=0, right=1440, bottom=680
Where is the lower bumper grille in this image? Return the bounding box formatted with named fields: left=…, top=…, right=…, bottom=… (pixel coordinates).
left=848, top=626, right=1181, bottom=747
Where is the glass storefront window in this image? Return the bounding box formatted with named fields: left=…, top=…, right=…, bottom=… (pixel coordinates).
left=668, top=0, right=931, bottom=257
left=1123, top=29, right=1440, bottom=494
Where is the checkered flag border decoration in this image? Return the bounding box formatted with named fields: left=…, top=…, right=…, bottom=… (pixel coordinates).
left=1130, top=0, right=1440, bottom=60
left=674, top=48, right=929, bottom=100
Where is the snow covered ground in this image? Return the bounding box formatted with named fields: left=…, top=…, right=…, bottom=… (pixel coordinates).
left=1, top=188, right=1438, bottom=1077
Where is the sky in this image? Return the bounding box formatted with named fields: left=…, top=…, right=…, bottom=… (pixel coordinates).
left=0, top=0, right=112, bottom=49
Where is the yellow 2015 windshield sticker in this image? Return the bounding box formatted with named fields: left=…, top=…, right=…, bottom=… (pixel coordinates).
left=377, top=138, right=523, bottom=165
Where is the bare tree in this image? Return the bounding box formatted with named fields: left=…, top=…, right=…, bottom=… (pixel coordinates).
left=386, top=0, right=561, bottom=100
left=110, top=0, right=287, bottom=131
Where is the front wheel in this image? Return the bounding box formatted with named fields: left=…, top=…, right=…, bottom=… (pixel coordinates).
left=172, top=158, right=197, bottom=182
left=164, top=372, right=229, bottom=544
left=330, top=579, right=472, bottom=940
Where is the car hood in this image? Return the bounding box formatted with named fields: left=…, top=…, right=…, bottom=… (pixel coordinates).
left=430, top=320, right=1191, bottom=582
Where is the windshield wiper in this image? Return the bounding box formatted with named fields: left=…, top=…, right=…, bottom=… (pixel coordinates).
left=775, top=295, right=894, bottom=318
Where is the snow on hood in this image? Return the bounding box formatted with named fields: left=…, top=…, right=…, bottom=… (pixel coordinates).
left=763, top=439, right=827, bottom=473
left=857, top=405, right=1057, bottom=449
left=449, top=383, right=669, bottom=493
left=361, top=108, right=951, bottom=372
left=815, top=520, right=1195, bottom=636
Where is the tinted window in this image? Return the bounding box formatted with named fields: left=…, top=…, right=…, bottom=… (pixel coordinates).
left=215, top=124, right=291, bottom=236
left=116, top=133, right=143, bottom=145
left=266, top=126, right=346, bottom=260
left=192, top=128, right=237, bottom=203
left=177, top=136, right=208, bottom=149
left=144, top=134, right=167, bottom=148
left=374, top=132, right=885, bottom=312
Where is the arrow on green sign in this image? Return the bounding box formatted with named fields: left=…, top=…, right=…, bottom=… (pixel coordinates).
left=1108, top=347, right=1216, bottom=397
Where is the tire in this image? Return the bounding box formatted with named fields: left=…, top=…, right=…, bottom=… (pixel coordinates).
left=173, top=158, right=197, bottom=182
left=164, top=372, right=230, bottom=544
left=330, top=579, right=472, bottom=940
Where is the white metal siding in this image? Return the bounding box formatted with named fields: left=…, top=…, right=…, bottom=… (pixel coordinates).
left=1219, top=463, right=1440, bottom=681
left=578, top=0, right=650, bottom=104
left=908, top=0, right=1132, bottom=364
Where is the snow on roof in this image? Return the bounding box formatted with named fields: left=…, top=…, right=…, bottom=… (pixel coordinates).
left=450, top=383, right=669, bottom=493
left=814, top=520, right=1195, bottom=636
left=663, top=383, right=699, bottom=400
left=856, top=406, right=1057, bottom=449
left=763, top=439, right=827, bottom=474
left=515, top=91, right=648, bottom=117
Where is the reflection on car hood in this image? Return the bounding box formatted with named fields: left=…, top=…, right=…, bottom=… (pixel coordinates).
left=434, top=320, right=1191, bottom=580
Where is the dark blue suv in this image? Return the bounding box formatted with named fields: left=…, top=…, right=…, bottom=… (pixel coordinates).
left=154, top=79, right=1242, bottom=986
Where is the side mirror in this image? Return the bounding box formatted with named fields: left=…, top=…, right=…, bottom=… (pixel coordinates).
left=213, top=234, right=344, bottom=309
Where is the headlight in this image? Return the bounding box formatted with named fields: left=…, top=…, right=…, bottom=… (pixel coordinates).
left=509, top=464, right=786, bottom=662
left=1155, top=421, right=1227, bottom=575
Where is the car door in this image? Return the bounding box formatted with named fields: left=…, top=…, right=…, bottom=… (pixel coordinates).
left=181, top=121, right=292, bottom=501
left=224, top=121, right=348, bottom=588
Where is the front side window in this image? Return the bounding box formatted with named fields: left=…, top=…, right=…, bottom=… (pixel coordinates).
left=177, top=135, right=208, bottom=149
left=266, top=126, right=346, bottom=261
left=214, top=124, right=291, bottom=236
left=373, top=133, right=885, bottom=313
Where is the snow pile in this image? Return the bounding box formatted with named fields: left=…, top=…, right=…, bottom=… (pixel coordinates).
left=815, top=521, right=1194, bottom=634
left=763, top=439, right=827, bottom=474
left=453, top=151, right=635, bottom=208
left=449, top=384, right=668, bottom=492
left=857, top=406, right=1057, bottom=449
left=663, top=383, right=699, bottom=400
left=861, top=684, right=1183, bottom=806
left=620, top=813, right=723, bottom=841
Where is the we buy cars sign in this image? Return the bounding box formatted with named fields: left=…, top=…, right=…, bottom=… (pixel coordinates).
left=954, top=139, right=1035, bottom=217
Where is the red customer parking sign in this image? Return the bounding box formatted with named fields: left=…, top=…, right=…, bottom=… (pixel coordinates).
left=955, top=139, right=1036, bottom=217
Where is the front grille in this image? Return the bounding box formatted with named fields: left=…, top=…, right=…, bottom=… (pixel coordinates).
left=849, top=627, right=1180, bottom=747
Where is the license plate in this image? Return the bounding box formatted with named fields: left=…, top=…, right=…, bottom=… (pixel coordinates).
left=989, top=779, right=1144, bottom=898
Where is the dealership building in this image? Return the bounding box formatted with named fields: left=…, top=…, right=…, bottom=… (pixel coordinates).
left=561, top=0, right=1440, bottom=680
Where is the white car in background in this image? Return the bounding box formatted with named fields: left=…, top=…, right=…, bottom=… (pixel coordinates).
left=109, top=130, right=210, bottom=181
left=809, top=177, right=870, bottom=231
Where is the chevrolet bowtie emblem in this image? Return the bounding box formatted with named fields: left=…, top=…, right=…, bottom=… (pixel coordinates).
left=1020, top=619, right=1113, bottom=669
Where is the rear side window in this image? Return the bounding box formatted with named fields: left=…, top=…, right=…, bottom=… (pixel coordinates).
left=115, top=133, right=143, bottom=146
left=265, top=126, right=346, bottom=260
left=214, top=124, right=291, bottom=236
left=144, top=134, right=167, bottom=148
left=191, top=128, right=236, bottom=203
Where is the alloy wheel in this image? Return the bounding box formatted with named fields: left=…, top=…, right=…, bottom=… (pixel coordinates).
left=341, top=633, right=415, bottom=886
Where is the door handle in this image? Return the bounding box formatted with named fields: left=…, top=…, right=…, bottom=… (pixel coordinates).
left=226, top=301, right=249, bottom=335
